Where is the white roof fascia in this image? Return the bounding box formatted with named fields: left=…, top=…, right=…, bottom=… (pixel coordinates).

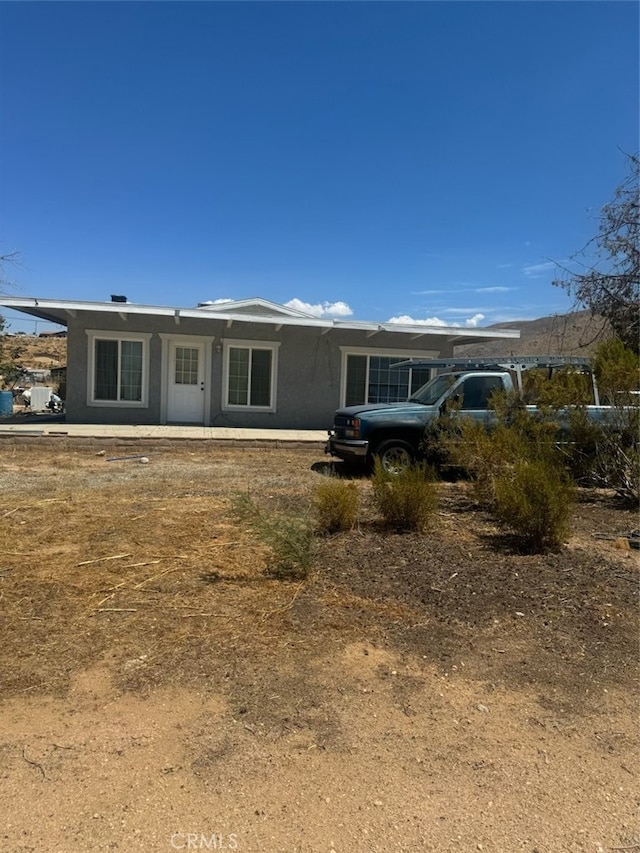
left=0, top=297, right=333, bottom=328
left=0, top=297, right=521, bottom=341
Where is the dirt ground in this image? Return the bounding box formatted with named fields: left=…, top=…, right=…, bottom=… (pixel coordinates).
left=0, top=442, right=638, bottom=853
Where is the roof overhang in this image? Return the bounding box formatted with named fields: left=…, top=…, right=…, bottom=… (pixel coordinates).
left=0, top=297, right=521, bottom=346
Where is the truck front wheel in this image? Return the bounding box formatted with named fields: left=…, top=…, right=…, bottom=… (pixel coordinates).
left=373, top=439, right=415, bottom=475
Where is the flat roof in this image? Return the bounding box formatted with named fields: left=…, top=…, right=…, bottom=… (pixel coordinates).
left=0, top=296, right=521, bottom=346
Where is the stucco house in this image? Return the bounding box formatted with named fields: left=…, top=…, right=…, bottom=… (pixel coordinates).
left=1, top=296, right=520, bottom=428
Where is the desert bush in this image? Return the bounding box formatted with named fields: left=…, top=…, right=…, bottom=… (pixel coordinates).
left=371, top=459, right=438, bottom=531
left=559, top=407, right=601, bottom=483
left=558, top=341, right=639, bottom=503
left=593, top=338, right=640, bottom=403
left=520, top=366, right=593, bottom=407
left=314, top=477, right=359, bottom=534
left=493, top=460, right=575, bottom=552
left=0, top=339, right=26, bottom=390
left=231, top=493, right=316, bottom=580
left=561, top=406, right=640, bottom=504
left=260, top=514, right=316, bottom=580
left=424, top=395, right=561, bottom=506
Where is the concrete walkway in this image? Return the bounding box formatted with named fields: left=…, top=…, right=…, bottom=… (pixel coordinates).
left=0, top=419, right=328, bottom=444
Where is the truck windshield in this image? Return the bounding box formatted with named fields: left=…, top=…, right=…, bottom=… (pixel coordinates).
left=408, top=374, right=457, bottom=405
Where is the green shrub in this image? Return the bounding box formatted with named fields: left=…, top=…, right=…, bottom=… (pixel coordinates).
left=593, top=338, right=640, bottom=402
left=260, top=514, right=316, bottom=580
left=520, top=367, right=593, bottom=407
left=425, top=401, right=561, bottom=506
left=493, top=460, right=575, bottom=552
left=314, top=477, right=359, bottom=534
left=231, top=493, right=316, bottom=580
left=371, top=460, right=438, bottom=531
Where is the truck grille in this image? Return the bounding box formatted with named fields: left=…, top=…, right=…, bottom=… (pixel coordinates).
left=333, top=415, right=351, bottom=437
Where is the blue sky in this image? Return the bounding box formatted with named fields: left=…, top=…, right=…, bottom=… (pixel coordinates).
left=1, top=1, right=638, bottom=333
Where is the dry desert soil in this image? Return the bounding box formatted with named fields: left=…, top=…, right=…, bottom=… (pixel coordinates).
left=0, top=442, right=638, bottom=853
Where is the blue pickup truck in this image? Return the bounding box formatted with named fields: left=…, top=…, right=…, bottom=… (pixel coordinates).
left=325, top=356, right=609, bottom=473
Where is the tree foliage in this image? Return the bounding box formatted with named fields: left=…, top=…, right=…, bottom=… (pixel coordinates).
left=592, top=337, right=640, bottom=401
left=553, top=153, right=639, bottom=354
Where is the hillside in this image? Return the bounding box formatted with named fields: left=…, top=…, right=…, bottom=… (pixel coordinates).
left=1, top=334, right=67, bottom=370
left=456, top=310, right=611, bottom=358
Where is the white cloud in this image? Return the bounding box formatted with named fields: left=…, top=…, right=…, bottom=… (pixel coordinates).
left=464, top=313, right=485, bottom=327
left=475, top=286, right=513, bottom=293
left=387, top=312, right=486, bottom=328
left=523, top=261, right=556, bottom=278
left=285, top=298, right=353, bottom=318
left=387, top=315, right=448, bottom=327
left=324, top=301, right=353, bottom=317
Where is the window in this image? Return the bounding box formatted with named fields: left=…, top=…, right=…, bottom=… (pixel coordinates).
left=87, top=331, right=150, bottom=406
left=174, top=346, right=199, bottom=385
left=223, top=340, right=279, bottom=411
left=342, top=350, right=433, bottom=407
left=458, top=375, right=504, bottom=410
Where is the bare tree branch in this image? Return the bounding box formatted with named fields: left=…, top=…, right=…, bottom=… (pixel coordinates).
left=552, top=153, right=640, bottom=354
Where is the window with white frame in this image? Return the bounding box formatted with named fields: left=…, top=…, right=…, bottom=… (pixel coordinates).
left=174, top=346, right=200, bottom=385
left=342, top=350, right=434, bottom=407
left=222, top=340, right=279, bottom=411
left=87, top=331, right=150, bottom=406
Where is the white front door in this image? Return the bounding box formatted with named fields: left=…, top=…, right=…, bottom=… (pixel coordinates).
left=167, top=342, right=205, bottom=423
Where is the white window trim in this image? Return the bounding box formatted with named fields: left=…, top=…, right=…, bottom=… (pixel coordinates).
left=86, top=330, right=152, bottom=408
left=221, top=338, right=280, bottom=413
left=339, top=346, right=439, bottom=408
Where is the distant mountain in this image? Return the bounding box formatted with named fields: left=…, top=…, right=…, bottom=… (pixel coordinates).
left=457, top=311, right=612, bottom=358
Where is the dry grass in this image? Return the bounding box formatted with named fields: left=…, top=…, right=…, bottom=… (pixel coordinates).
left=1, top=443, right=638, bottom=705
left=1, top=490, right=272, bottom=695
left=0, top=445, right=324, bottom=696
